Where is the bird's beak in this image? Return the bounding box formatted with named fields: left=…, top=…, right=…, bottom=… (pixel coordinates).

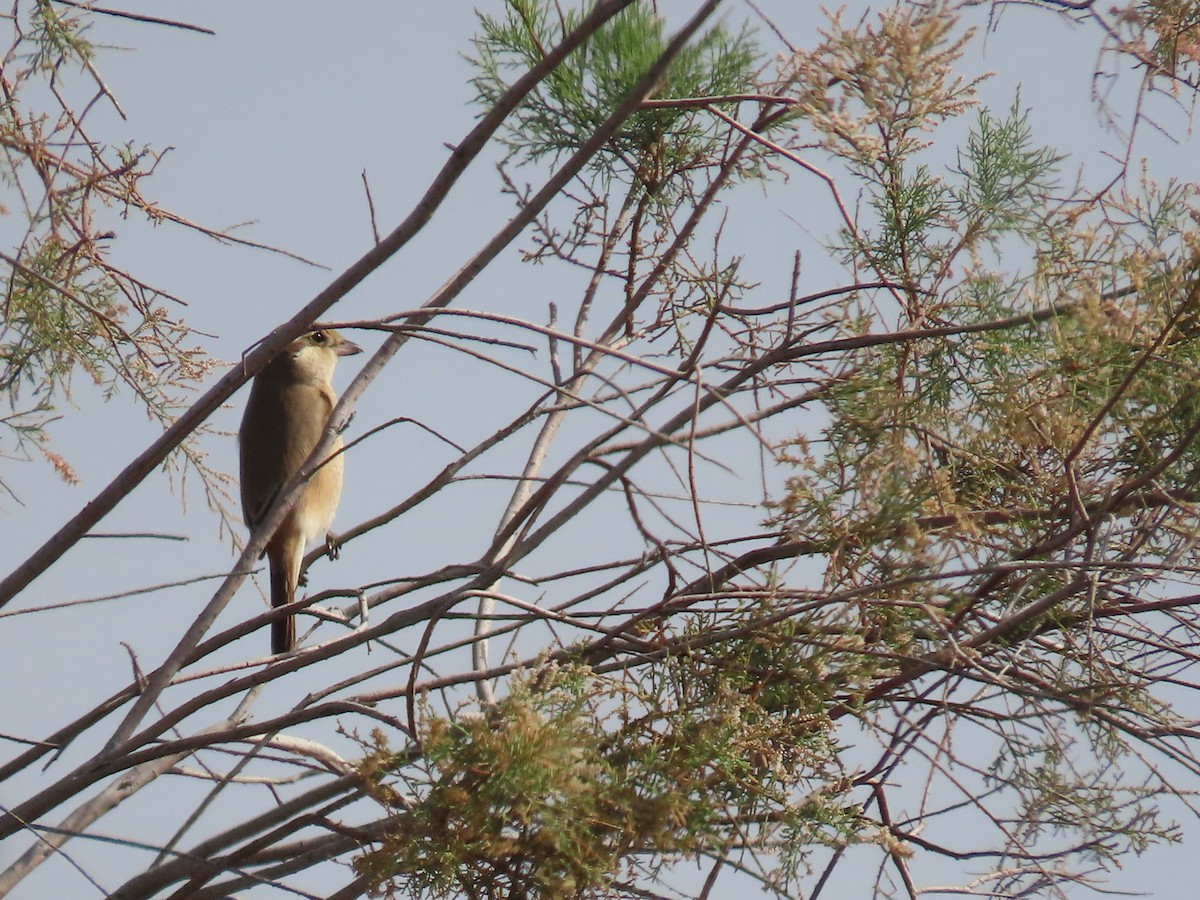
left=335, top=338, right=363, bottom=357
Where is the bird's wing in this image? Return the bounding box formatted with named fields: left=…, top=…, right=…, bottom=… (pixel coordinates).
left=240, top=380, right=336, bottom=528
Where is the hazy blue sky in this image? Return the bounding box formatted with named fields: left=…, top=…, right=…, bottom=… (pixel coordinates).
left=2, top=2, right=1196, bottom=897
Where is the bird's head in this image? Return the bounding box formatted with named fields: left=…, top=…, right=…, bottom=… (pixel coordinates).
left=282, top=328, right=363, bottom=384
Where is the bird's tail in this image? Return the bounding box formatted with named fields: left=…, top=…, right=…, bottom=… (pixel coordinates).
left=268, top=544, right=298, bottom=654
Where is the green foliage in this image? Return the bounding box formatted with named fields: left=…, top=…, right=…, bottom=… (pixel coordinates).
left=759, top=4, right=1200, bottom=890
left=0, top=2, right=215, bottom=486
left=2, top=238, right=116, bottom=397
left=355, top=651, right=853, bottom=900
left=26, top=0, right=93, bottom=69
left=1125, top=0, right=1200, bottom=81
left=471, top=0, right=757, bottom=192
left=773, top=7, right=1071, bottom=580
left=470, top=0, right=764, bottom=350
left=363, top=3, right=1200, bottom=896
left=986, top=723, right=1181, bottom=880
left=358, top=675, right=631, bottom=899
left=8, top=1, right=1200, bottom=898
left=952, top=97, right=1063, bottom=244
left=780, top=4, right=980, bottom=168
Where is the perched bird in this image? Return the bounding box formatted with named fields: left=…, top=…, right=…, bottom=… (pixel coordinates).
left=239, top=329, right=362, bottom=654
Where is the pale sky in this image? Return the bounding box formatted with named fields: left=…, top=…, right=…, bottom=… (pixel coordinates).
left=1, top=2, right=1195, bottom=897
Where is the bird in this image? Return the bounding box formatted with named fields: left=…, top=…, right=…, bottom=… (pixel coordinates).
left=239, top=328, right=362, bottom=654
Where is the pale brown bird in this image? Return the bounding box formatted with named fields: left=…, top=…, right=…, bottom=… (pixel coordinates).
left=239, top=329, right=362, bottom=654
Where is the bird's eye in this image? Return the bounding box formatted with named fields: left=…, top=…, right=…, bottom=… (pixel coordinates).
left=311, top=331, right=327, bottom=344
